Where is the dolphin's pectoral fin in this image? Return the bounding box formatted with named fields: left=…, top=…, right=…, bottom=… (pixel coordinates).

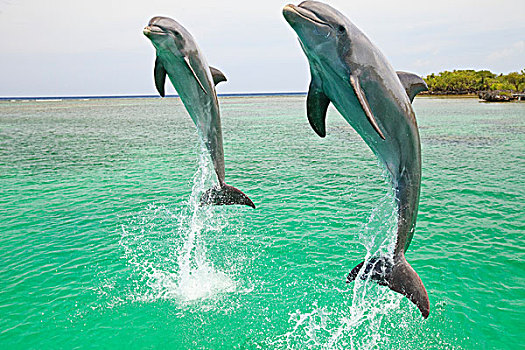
left=183, top=56, right=208, bottom=95
left=154, top=56, right=167, bottom=97
left=306, top=79, right=330, bottom=137
left=349, top=74, right=386, bottom=140
left=209, top=66, right=227, bottom=85
left=200, top=184, right=255, bottom=209
left=347, top=256, right=430, bottom=319
left=396, top=71, right=428, bottom=103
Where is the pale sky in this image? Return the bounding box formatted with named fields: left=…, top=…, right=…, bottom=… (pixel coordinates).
left=0, top=0, right=523, bottom=97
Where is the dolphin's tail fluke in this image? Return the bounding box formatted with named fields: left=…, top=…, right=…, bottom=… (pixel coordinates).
left=200, top=184, right=255, bottom=209
left=346, top=254, right=430, bottom=318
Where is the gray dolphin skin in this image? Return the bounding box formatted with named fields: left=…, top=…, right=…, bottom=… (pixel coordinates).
left=283, top=1, right=430, bottom=318
left=143, top=16, right=255, bottom=209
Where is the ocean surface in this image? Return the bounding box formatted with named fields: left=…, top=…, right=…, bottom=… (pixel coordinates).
left=0, top=96, right=523, bottom=349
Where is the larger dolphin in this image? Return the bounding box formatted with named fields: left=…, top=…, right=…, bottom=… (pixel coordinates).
left=283, top=1, right=430, bottom=318
left=143, top=16, right=254, bottom=208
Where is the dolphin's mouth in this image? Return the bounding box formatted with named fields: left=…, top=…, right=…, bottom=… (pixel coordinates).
left=283, top=4, right=330, bottom=27
left=143, top=25, right=166, bottom=37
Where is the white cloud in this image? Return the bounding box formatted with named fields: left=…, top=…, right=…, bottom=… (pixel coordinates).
left=487, top=40, right=525, bottom=61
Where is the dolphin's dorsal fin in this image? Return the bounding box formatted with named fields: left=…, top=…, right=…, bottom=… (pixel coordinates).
left=349, top=74, right=386, bottom=140
left=396, top=71, right=428, bottom=103
left=154, top=56, right=167, bottom=97
left=209, top=66, right=227, bottom=85
left=307, top=75, right=330, bottom=137
left=183, top=56, right=207, bottom=95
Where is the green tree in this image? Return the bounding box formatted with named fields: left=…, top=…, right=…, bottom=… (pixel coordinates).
left=423, top=69, right=524, bottom=93
left=504, top=71, right=525, bottom=92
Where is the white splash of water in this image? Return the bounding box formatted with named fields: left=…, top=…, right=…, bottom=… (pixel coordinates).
left=172, top=149, right=237, bottom=302
left=119, top=146, right=238, bottom=305
left=273, top=188, right=404, bottom=350
left=337, top=189, right=402, bottom=349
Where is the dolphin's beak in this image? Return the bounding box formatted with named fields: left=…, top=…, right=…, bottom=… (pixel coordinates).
left=283, top=4, right=296, bottom=12
left=143, top=25, right=166, bottom=38
left=283, top=4, right=303, bottom=27
left=283, top=4, right=298, bottom=22
left=283, top=3, right=328, bottom=27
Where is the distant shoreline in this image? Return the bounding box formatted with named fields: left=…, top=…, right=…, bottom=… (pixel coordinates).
left=0, top=93, right=487, bottom=102
left=0, top=92, right=307, bottom=101
left=3, top=92, right=519, bottom=102
left=418, top=93, right=478, bottom=98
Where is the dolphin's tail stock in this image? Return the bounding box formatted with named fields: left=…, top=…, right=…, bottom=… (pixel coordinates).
left=200, top=184, right=255, bottom=209
left=346, top=254, right=430, bottom=318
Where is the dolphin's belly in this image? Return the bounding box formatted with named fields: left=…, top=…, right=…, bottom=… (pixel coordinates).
left=323, top=71, right=422, bottom=252
left=324, top=78, right=416, bottom=177
left=325, top=72, right=421, bottom=176
left=162, top=55, right=225, bottom=180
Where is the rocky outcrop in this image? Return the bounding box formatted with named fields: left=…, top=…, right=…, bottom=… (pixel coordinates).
left=478, top=91, right=514, bottom=102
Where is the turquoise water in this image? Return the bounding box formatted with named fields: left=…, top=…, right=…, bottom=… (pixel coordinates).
left=0, top=96, right=523, bottom=349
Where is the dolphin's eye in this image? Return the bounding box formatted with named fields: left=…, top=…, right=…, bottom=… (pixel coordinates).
left=170, top=29, right=181, bottom=37
left=337, top=25, right=345, bottom=34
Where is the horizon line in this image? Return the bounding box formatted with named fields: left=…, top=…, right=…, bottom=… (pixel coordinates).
left=0, top=92, right=307, bottom=101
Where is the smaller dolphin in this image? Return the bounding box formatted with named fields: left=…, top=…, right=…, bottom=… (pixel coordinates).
left=143, top=16, right=255, bottom=208
left=283, top=1, right=430, bottom=317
